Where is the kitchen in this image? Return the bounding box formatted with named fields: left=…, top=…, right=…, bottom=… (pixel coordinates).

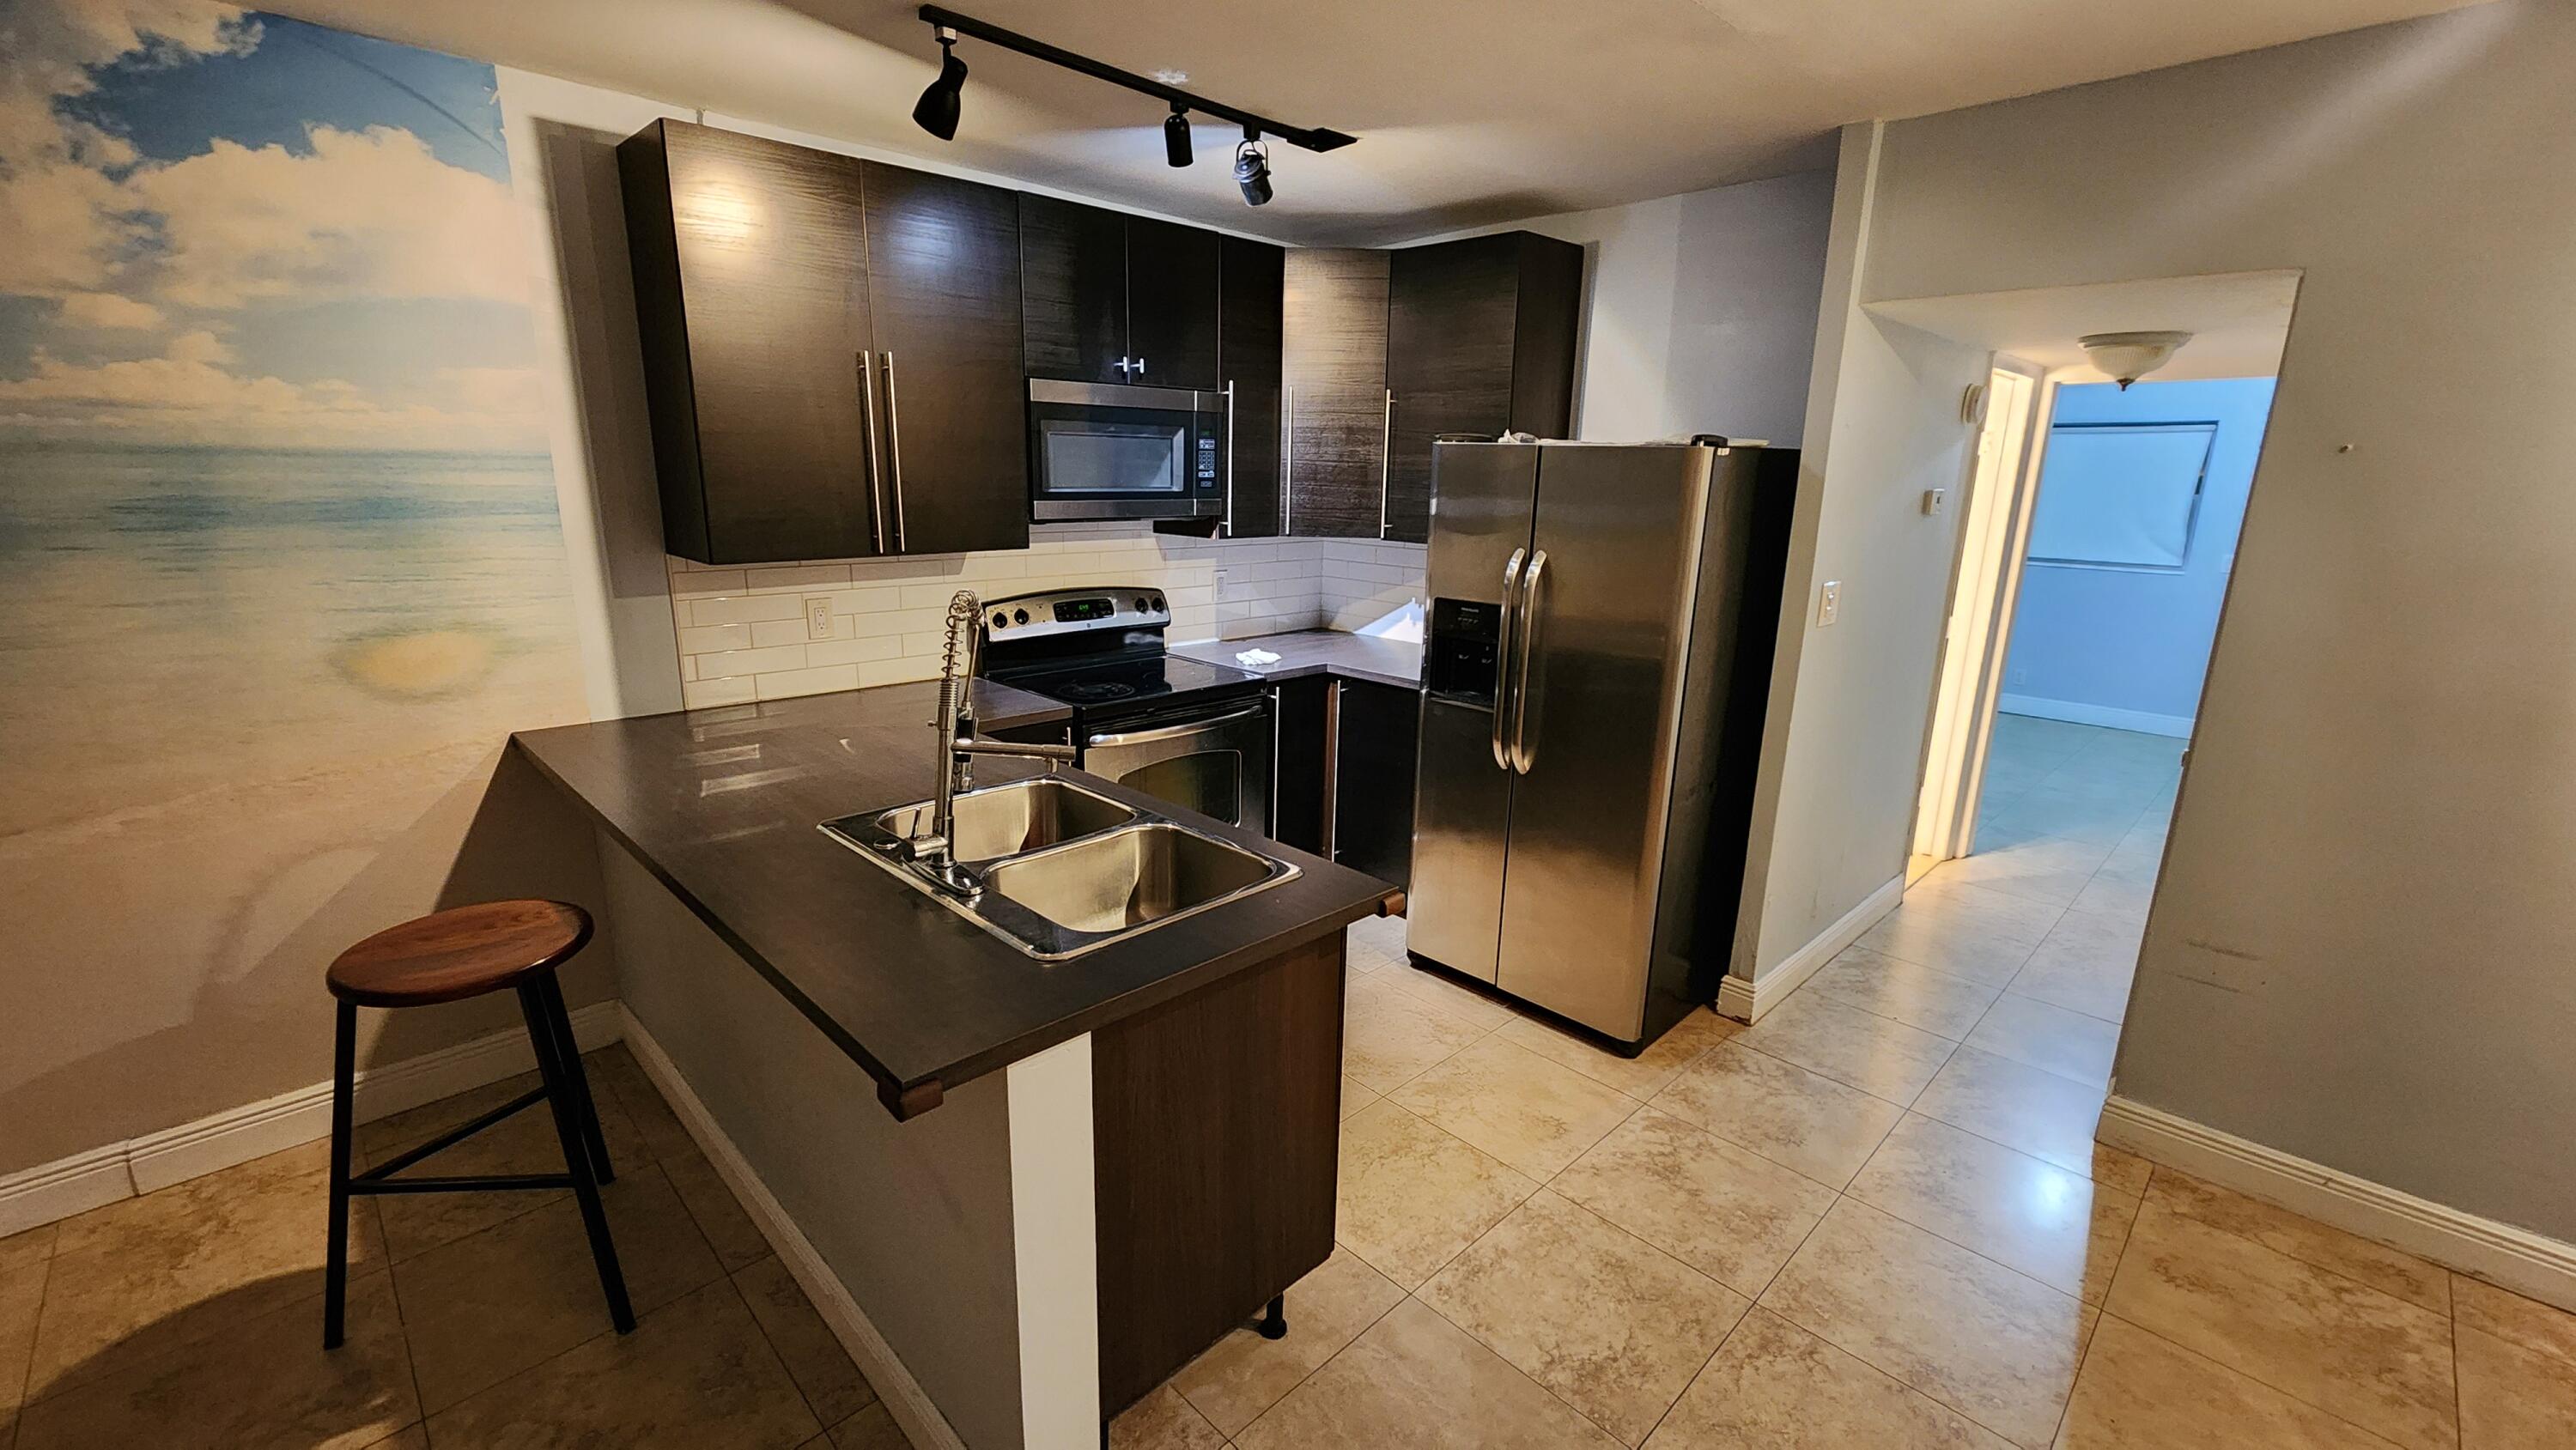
left=7, top=3, right=2576, bottom=1450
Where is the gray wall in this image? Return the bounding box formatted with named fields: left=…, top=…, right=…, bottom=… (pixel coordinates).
left=1799, top=0, right=2576, bottom=1240
left=606, top=845, right=1024, bottom=1448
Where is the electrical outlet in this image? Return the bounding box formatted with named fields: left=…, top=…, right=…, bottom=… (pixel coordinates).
left=805, top=597, right=835, bottom=641
left=1212, top=567, right=1232, bottom=603
left=1816, top=580, right=1842, bottom=627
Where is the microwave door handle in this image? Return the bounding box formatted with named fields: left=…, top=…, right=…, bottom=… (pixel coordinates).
left=1223, top=379, right=1236, bottom=537
left=856, top=351, right=886, bottom=554
left=1492, top=548, right=1525, bottom=770
left=1378, top=389, right=1394, bottom=538
left=882, top=351, right=908, bottom=552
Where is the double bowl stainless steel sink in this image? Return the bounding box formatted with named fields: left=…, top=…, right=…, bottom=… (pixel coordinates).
left=821, top=777, right=1298, bottom=960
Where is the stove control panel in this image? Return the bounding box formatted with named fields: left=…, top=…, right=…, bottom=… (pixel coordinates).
left=981, top=586, right=1170, bottom=645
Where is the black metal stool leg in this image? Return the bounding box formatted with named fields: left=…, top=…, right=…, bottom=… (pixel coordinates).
left=323, top=1000, right=356, bottom=1350
left=1256, top=1293, right=1287, bottom=1340
left=537, top=972, right=614, bottom=1185
left=522, top=982, right=635, bottom=1332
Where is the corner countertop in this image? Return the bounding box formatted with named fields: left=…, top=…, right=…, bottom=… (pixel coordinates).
left=1170, top=629, right=1422, bottom=691
left=511, top=677, right=1397, bottom=1120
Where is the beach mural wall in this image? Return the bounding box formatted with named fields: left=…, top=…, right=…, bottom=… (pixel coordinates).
left=0, top=0, right=608, bottom=1177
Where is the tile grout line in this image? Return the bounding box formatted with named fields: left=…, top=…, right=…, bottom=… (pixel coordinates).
left=717, top=1266, right=835, bottom=1444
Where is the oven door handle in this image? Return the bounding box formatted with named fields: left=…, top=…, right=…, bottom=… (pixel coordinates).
left=1085, top=701, right=1270, bottom=750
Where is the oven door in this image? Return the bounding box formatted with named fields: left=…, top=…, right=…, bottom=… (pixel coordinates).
left=1028, top=379, right=1223, bottom=522
left=1080, top=694, right=1275, bottom=833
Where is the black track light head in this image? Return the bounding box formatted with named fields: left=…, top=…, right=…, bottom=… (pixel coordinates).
left=912, top=27, right=966, bottom=141
left=1233, top=130, right=1271, bottom=206
left=1163, top=106, right=1192, bottom=167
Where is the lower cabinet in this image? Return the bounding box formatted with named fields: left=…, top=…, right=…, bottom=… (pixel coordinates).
left=1270, top=676, right=1417, bottom=889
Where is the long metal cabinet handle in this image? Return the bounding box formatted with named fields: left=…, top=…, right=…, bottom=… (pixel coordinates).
left=1281, top=384, right=1295, bottom=534
left=1492, top=547, right=1526, bottom=770
left=856, top=351, right=886, bottom=554
left=1377, top=389, right=1394, bottom=537
left=1222, top=379, right=1236, bottom=537
left=881, top=352, right=908, bottom=552
left=1509, top=549, right=1548, bottom=774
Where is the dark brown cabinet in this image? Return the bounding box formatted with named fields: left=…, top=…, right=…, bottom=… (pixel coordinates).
left=1269, top=676, right=1417, bottom=886
left=1217, top=236, right=1285, bottom=538
left=1279, top=232, right=1582, bottom=543
left=1383, top=233, right=1584, bottom=543
left=619, top=119, right=1027, bottom=564
left=860, top=162, right=1029, bottom=556
left=1280, top=248, right=1391, bottom=539
left=1019, top=195, right=1219, bottom=390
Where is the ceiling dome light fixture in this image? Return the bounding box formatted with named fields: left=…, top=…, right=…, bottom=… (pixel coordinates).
left=2079, top=331, right=2194, bottom=390
left=1163, top=104, right=1192, bottom=167
left=911, top=25, right=967, bottom=141
left=1233, top=130, right=1272, bottom=207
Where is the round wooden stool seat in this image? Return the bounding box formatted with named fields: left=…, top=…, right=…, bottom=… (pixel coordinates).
left=326, top=900, right=592, bottom=1008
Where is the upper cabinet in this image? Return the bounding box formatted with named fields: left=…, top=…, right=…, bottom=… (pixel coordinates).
left=1384, top=233, right=1584, bottom=541
left=1217, top=236, right=1285, bottom=539
left=1281, top=248, right=1391, bottom=539
left=1281, top=232, right=1583, bottom=543
left=618, top=119, right=1027, bottom=565
left=1019, top=195, right=1220, bottom=390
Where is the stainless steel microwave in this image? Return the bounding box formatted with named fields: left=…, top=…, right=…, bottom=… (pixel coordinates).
left=1027, top=379, right=1225, bottom=522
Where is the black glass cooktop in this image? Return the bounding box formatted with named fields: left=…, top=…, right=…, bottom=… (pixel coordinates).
left=987, top=652, right=1266, bottom=712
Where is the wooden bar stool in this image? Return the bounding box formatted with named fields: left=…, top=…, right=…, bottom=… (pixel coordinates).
left=321, top=899, right=634, bottom=1349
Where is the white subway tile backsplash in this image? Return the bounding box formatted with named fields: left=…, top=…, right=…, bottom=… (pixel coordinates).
left=677, top=622, right=753, bottom=654
left=661, top=524, right=1423, bottom=705
left=688, top=592, right=811, bottom=626
left=695, top=642, right=813, bottom=679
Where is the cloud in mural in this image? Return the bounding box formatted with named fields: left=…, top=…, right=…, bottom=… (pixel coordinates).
left=131, top=124, right=529, bottom=308
left=0, top=0, right=550, bottom=447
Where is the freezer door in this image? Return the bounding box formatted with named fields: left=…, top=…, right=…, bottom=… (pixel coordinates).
left=1495, top=445, right=1716, bottom=1037
left=1406, top=443, right=1539, bottom=983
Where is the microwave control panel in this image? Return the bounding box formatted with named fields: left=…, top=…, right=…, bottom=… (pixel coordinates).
left=1196, top=433, right=1220, bottom=487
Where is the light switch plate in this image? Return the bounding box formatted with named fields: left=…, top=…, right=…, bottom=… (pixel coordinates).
left=1817, top=580, right=1842, bottom=627
left=1923, top=488, right=1948, bottom=516
left=805, top=597, right=835, bottom=640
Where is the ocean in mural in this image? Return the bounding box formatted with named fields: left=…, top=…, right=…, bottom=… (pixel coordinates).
left=0, top=0, right=590, bottom=1163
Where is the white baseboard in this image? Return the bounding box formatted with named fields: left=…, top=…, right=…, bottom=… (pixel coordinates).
left=619, top=1008, right=968, bottom=1450
left=2099, top=1095, right=2576, bottom=1315
left=0, top=1000, right=623, bottom=1237
left=1999, top=695, right=2194, bottom=739
left=1717, top=874, right=1903, bottom=1023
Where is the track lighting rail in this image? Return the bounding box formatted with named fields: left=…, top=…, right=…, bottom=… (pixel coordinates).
left=915, top=4, right=1358, bottom=155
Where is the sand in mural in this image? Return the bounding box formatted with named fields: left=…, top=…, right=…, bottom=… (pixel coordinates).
left=0, top=0, right=588, bottom=1162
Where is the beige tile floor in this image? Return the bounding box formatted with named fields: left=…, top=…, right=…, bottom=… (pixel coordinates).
left=0, top=1046, right=911, bottom=1450
left=1126, top=717, right=2576, bottom=1449
left=8, top=719, right=2573, bottom=1449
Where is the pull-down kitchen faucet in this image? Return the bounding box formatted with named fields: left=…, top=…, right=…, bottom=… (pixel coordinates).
left=902, top=590, right=1075, bottom=895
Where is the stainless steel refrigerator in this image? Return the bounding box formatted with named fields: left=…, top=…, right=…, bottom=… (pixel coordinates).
left=1409, top=439, right=1795, bottom=1048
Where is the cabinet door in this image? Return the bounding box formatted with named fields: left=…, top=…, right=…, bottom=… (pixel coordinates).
left=623, top=119, right=880, bottom=564
left=1270, top=676, right=1329, bottom=852
left=1018, top=193, right=1127, bottom=385
left=1124, top=216, right=1221, bottom=389
left=1218, top=236, right=1285, bottom=538
left=1332, top=680, right=1419, bottom=888
left=864, top=162, right=1029, bottom=555
left=1385, top=234, right=1524, bottom=544
left=1282, top=248, right=1389, bottom=538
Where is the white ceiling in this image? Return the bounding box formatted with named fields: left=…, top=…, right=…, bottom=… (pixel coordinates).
left=1869, top=271, right=2303, bottom=382
left=273, top=0, right=2481, bottom=246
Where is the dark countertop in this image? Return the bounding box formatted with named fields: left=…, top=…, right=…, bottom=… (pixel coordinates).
left=1171, top=629, right=1423, bottom=691
left=512, top=677, right=1398, bottom=1119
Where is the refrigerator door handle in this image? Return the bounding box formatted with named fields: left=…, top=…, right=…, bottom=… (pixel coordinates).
left=1509, top=549, right=1548, bottom=774
left=1491, top=548, right=1527, bottom=770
